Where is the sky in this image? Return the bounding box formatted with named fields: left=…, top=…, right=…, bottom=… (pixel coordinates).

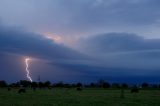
left=1, top=0, right=160, bottom=83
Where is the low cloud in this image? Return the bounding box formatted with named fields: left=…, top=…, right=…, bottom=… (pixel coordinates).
left=0, top=24, right=85, bottom=60
left=1, top=25, right=160, bottom=82
left=80, top=32, right=160, bottom=54
left=79, top=33, right=160, bottom=71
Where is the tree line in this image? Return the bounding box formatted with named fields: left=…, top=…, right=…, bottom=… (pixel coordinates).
left=0, top=80, right=160, bottom=89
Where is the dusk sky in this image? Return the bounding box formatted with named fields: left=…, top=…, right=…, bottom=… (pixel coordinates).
left=1, top=0, right=160, bottom=83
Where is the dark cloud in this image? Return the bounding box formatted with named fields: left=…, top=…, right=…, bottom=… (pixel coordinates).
left=1, top=0, right=160, bottom=82
left=1, top=0, right=160, bottom=36
left=0, top=24, right=95, bottom=82
left=0, top=24, right=85, bottom=60
left=79, top=33, right=160, bottom=71
left=0, top=53, right=25, bottom=82
left=80, top=33, right=160, bottom=53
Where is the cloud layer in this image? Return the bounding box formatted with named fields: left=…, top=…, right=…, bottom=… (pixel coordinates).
left=80, top=33, right=160, bottom=53
left=1, top=0, right=160, bottom=82
left=0, top=24, right=85, bottom=60
left=79, top=33, right=160, bottom=71
left=1, top=0, right=160, bottom=37
left=1, top=23, right=160, bottom=82
left=0, top=24, right=93, bottom=82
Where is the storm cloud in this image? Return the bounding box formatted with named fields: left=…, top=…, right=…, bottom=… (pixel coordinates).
left=79, top=33, right=160, bottom=71
left=1, top=0, right=160, bottom=82
left=1, top=0, right=160, bottom=37
left=80, top=33, right=160, bottom=53
left=0, top=24, right=95, bottom=82
left=0, top=24, right=85, bottom=60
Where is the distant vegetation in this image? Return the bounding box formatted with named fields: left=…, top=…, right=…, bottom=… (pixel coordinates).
left=0, top=79, right=160, bottom=89
left=0, top=80, right=160, bottom=106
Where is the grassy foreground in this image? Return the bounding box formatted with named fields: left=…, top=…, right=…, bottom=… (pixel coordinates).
left=0, top=88, right=160, bottom=106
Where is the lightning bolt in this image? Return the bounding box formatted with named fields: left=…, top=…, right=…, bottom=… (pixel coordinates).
left=25, top=58, right=33, bottom=82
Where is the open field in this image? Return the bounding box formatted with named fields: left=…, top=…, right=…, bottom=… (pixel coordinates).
left=0, top=88, right=160, bottom=106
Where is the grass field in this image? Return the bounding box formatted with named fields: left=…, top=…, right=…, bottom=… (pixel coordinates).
left=0, top=88, right=160, bottom=106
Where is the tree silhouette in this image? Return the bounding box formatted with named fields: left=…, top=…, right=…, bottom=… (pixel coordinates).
left=112, top=83, right=120, bottom=88
left=0, top=80, right=7, bottom=87
left=19, top=80, right=31, bottom=87
left=76, top=82, right=82, bottom=87
left=142, top=82, right=149, bottom=88
left=97, top=79, right=110, bottom=88
left=121, top=83, right=128, bottom=88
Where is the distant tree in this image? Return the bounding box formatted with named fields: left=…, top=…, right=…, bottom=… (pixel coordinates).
left=19, top=80, right=31, bottom=87
left=55, top=81, right=64, bottom=87
left=0, top=80, right=7, bottom=87
left=64, top=84, right=71, bottom=88
left=9, top=83, right=19, bottom=87
left=97, top=79, right=111, bottom=88
left=98, top=79, right=105, bottom=87
left=102, top=82, right=111, bottom=88
left=131, top=85, right=139, bottom=93
left=71, top=84, right=76, bottom=88
left=31, top=82, right=38, bottom=88
left=44, top=81, right=51, bottom=88
left=38, top=82, right=44, bottom=89
left=142, top=82, right=149, bottom=88
left=112, top=83, right=120, bottom=88
left=121, top=83, right=128, bottom=88
left=77, top=87, right=82, bottom=91
left=76, top=82, right=82, bottom=87
left=90, top=82, right=97, bottom=88
left=76, top=82, right=83, bottom=91
left=151, top=84, right=158, bottom=89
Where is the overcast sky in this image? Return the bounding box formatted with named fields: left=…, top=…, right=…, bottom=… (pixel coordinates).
left=1, top=0, right=160, bottom=83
